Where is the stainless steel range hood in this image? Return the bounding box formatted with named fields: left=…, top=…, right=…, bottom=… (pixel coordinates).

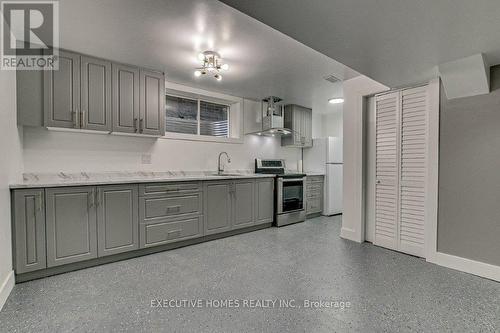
left=250, top=96, right=292, bottom=137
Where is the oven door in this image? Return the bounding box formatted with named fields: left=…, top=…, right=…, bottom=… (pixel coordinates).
left=277, top=177, right=305, bottom=214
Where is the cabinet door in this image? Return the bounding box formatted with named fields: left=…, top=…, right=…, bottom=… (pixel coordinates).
left=44, top=50, right=80, bottom=128
left=303, top=108, right=313, bottom=147
left=306, top=197, right=322, bottom=215
left=294, top=107, right=302, bottom=145
left=255, top=178, right=274, bottom=224
left=97, top=185, right=139, bottom=257
left=139, top=69, right=165, bottom=136
left=112, top=63, right=140, bottom=133
left=81, top=56, right=112, bottom=131
left=46, top=187, right=97, bottom=267
left=204, top=181, right=232, bottom=235
left=13, top=189, right=46, bottom=274
left=232, top=179, right=255, bottom=229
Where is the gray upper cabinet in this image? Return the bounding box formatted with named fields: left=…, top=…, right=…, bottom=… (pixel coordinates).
left=44, top=50, right=80, bottom=129
left=204, top=181, right=232, bottom=235
left=232, top=179, right=255, bottom=229
left=255, top=178, right=274, bottom=224
left=139, top=69, right=165, bottom=136
left=97, top=185, right=139, bottom=257
left=12, top=189, right=46, bottom=274
left=81, top=56, right=112, bottom=131
left=281, top=104, right=313, bottom=147
left=25, top=48, right=164, bottom=136
left=112, top=63, right=140, bottom=134
left=45, top=187, right=98, bottom=267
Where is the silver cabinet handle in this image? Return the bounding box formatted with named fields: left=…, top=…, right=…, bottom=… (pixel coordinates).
left=89, top=189, right=95, bottom=207
left=95, top=188, right=101, bottom=207
left=37, top=193, right=43, bottom=212
left=133, top=118, right=138, bottom=132
left=139, top=118, right=144, bottom=133
left=166, top=206, right=181, bottom=213
left=72, top=110, right=78, bottom=128
left=81, top=110, right=86, bottom=129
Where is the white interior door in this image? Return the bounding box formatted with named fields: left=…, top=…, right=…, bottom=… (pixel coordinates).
left=399, top=86, right=428, bottom=257
left=374, top=91, right=401, bottom=251
left=373, top=86, right=429, bottom=258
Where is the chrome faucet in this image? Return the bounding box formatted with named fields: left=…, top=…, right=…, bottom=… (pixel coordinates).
left=218, top=152, right=231, bottom=175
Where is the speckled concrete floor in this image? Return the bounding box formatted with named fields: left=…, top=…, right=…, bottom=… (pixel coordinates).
left=1, top=216, right=499, bottom=332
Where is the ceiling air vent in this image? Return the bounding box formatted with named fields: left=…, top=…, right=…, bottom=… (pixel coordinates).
left=323, top=74, right=342, bottom=84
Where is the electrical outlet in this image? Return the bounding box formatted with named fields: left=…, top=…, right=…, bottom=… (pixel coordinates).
left=141, top=154, right=152, bottom=164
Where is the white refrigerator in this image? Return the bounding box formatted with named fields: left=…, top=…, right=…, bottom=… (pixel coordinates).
left=303, top=137, right=343, bottom=215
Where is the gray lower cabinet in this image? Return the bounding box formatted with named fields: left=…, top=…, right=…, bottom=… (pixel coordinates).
left=232, top=179, right=255, bottom=229
left=45, top=187, right=98, bottom=267
left=97, top=185, right=139, bottom=256
left=81, top=56, right=112, bottom=131
left=306, top=176, right=324, bottom=217
left=255, top=178, right=274, bottom=224
left=12, top=178, right=274, bottom=276
left=12, top=189, right=46, bottom=274
left=140, top=215, right=203, bottom=248
left=204, top=178, right=273, bottom=234
left=138, top=181, right=203, bottom=248
left=204, top=181, right=232, bottom=235
left=44, top=50, right=80, bottom=129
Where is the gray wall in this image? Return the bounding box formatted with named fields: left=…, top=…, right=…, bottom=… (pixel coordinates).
left=438, top=65, right=500, bottom=266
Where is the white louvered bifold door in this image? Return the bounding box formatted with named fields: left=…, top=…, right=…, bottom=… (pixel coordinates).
left=374, top=92, right=401, bottom=251
left=399, top=86, right=428, bottom=257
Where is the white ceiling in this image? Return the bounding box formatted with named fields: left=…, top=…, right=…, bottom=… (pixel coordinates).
left=222, top=0, right=500, bottom=88
left=57, top=0, right=358, bottom=111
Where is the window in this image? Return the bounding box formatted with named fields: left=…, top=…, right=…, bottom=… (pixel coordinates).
left=165, top=95, right=230, bottom=138
left=200, top=101, right=229, bottom=137
left=165, top=96, right=198, bottom=135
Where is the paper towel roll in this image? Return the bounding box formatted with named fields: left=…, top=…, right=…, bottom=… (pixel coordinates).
left=298, top=160, right=303, bottom=173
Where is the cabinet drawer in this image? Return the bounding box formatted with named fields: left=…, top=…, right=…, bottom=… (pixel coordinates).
left=307, top=184, right=323, bottom=192
left=307, top=176, right=324, bottom=183
left=139, top=182, right=201, bottom=197
left=140, top=216, right=203, bottom=248
left=306, top=197, right=322, bottom=214
left=141, top=193, right=202, bottom=220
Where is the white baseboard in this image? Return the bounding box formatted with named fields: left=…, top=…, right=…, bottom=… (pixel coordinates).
left=340, top=227, right=362, bottom=243
left=427, top=252, right=500, bottom=282
left=0, top=270, right=14, bottom=311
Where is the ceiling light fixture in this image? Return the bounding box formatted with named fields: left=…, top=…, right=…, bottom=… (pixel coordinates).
left=328, top=98, right=344, bottom=104
left=194, top=50, right=229, bottom=81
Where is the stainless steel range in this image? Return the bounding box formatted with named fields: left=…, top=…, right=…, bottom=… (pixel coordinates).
left=255, top=159, right=306, bottom=227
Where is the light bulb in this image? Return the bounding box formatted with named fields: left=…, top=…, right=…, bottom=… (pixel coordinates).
left=221, top=63, right=229, bottom=71
left=328, top=98, right=344, bottom=104
left=194, top=70, right=201, bottom=77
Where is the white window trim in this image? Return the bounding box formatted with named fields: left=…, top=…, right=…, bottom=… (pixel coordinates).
left=163, top=81, right=244, bottom=144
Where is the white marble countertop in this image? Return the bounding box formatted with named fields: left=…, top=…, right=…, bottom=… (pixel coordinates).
left=10, top=170, right=276, bottom=189
left=305, top=171, right=326, bottom=176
